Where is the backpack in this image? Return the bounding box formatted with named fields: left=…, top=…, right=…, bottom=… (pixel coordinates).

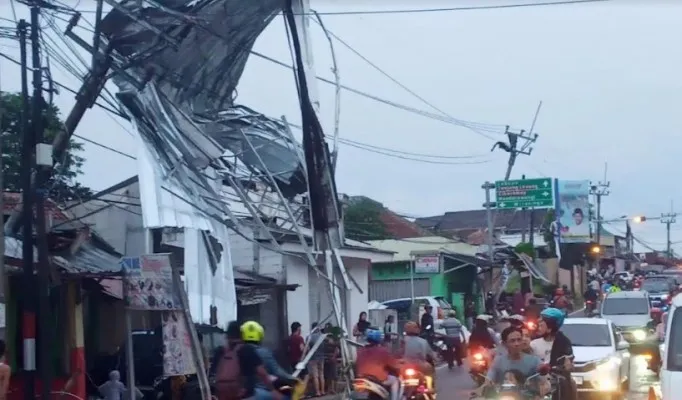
left=215, top=344, right=244, bottom=400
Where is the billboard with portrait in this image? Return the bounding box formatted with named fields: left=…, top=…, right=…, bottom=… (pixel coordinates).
left=555, top=180, right=591, bottom=243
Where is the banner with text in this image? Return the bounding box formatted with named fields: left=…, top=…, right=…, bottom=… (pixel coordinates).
left=121, top=254, right=181, bottom=310
left=555, top=180, right=591, bottom=243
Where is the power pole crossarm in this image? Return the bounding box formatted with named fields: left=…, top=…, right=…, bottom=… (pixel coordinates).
left=661, top=211, right=677, bottom=259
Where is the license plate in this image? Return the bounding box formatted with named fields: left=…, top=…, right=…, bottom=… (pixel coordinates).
left=572, top=376, right=583, bottom=385
left=404, top=379, right=420, bottom=386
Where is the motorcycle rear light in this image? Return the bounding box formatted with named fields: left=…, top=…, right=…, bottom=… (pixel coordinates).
left=473, top=353, right=484, bottom=361
left=405, top=368, right=416, bottom=376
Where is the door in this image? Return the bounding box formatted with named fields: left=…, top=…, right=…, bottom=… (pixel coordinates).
left=369, top=279, right=430, bottom=302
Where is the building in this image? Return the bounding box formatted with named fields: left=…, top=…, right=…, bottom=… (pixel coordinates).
left=365, top=236, right=489, bottom=315
left=415, top=209, right=549, bottom=247
left=228, top=227, right=394, bottom=338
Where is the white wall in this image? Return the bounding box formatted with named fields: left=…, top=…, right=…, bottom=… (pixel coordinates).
left=227, top=229, right=283, bottom=279
left=346, top=263, right=369, bottom=330
left=283, top=254, right=311, bottom=335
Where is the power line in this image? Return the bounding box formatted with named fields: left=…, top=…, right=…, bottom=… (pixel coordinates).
left=59, top=0, right=609, bottom=16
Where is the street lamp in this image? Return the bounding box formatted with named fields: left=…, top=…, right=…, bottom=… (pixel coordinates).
left=633, top=216, right=647, bottom=223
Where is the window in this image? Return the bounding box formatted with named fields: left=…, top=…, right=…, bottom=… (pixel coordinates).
left=666, top=307, right=682, bottom=370
left=436, top=297, right=452, bottom=309
left=602, top=298, right=649, bottom=315
left=561, top=324, right=612, bottom=347
left=642, top=279, right=673, bottom=292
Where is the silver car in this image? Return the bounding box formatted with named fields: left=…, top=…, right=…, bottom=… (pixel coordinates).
left=600, top=291, right=652, bottom=344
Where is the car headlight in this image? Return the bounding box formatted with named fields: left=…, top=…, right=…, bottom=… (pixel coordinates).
left=632, top=329, right=647, bottom=341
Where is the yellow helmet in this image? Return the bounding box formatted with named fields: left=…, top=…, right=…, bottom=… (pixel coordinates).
left=240, top=321, right=265, bottom=342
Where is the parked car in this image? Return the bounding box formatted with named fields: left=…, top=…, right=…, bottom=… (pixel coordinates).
left=382, top=296, right=453, bottom=327
left=562, top=318, right=630, bottom=399
left=660, top=292, right=682, bottom=399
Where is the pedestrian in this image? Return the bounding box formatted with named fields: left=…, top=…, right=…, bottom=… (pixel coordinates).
left=322, top=324, right=339, bottom=395
left=464, top=298, right=476, bottom=331
left=307, top=322, right=326, bottom=396
left=0, top=340, right=10, bottom=400
left=353, top=312, right=370, bottom=343
left=288, top=322, right=305, bottom=372
left=383, top=315, right=397, bottom=348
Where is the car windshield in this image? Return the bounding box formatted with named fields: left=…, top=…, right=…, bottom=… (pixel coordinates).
left=561, top=324, right=612, bottom=347
left=602, top=298, right=649, bottom=315
left=642, top=279, right=670, bottom=292
left=436, top=297, right=452, bottom=309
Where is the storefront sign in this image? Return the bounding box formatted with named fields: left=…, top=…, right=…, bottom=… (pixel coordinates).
left=414, top=256, right=440, bottom=274
left=120, top=254, right=181, bottom=310
left=161, top=311, right=197, bottom=376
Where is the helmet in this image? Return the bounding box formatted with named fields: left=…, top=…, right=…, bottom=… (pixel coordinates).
left=476, top=314, right=492, bottom=321
left=404, top=321, right=420, bottom=335
left=540, top=307, right=565, bottom=330
left=448, top=310, right=458, bottom=317
left=366, top=329, right=384, bottom=344
left=240, top=321, right=265, bottom=342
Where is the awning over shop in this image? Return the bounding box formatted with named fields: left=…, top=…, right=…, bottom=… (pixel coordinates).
left=442, top=251, right=492, bottom=274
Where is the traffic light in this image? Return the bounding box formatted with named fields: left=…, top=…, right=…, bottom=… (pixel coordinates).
left=633, top=216, right=647, bottom=223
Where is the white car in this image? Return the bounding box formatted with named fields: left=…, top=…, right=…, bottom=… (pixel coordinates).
left=562, top=318, right=631, bottom=399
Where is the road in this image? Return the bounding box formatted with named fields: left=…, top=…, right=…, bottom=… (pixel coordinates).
left=437, top=351, right=659, bottom=399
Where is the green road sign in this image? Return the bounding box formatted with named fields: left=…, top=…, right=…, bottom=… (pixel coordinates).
left=495, top=178, right=553, bottom=209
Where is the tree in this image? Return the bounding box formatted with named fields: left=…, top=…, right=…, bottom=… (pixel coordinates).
left=343, top=197, right=390, bottom=241
left=0, top=91, right=92, bottom=203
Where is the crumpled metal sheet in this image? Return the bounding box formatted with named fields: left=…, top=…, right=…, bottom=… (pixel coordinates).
left=100, top=0, right=308, bottom=222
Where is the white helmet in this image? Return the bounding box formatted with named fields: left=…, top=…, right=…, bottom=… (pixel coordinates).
left=476, top=314, right=493, bottom=321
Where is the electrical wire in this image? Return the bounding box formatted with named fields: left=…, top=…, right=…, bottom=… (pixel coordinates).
left=309, top=17, right=504, bottom=141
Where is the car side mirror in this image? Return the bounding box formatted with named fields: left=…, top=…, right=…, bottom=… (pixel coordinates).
left=616, top=341, right=630, bottom=351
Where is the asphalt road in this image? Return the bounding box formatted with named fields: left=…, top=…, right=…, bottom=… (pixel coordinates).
left=436, top=354, right=659, bottom=399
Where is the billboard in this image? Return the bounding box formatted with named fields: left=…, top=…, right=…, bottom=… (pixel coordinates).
left=555, top=180, right=591, bottom=243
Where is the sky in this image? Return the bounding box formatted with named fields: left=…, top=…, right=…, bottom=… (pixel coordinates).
left=0, top=0, right=681, bottom=254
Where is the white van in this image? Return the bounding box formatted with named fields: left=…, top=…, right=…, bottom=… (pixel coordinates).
left=660, top=294, right=682, bottom=398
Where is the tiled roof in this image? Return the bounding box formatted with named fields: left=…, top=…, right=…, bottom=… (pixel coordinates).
left=415, top=208, right=549, bottom=233
left=2, top=191, right=74, bottom=222
left=379, top=210, right=430, bottom=239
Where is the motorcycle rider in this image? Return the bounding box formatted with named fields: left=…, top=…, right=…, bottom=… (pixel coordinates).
left=440, top=310, right=464, bottom=367
left=240, top=321, right=299, bottom=399
left=583, top=285, right=599, bottom=314
left=540, top=308, right=576, bottom=400
left=553, top=288, right=571, bottom=314
left=468, top=315, right=497, bottom=360
left=401, top=321, right=436, bottom=390
left=356, top=329, right=400, bottom=400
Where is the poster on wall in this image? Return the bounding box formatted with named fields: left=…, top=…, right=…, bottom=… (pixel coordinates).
left=555, top=180, right=591, bottom=243
left=415, top=256, right=440, bottom=273
left=120, top=254, right=181, bottom=310
left=162, top=311, right=197, bottom=376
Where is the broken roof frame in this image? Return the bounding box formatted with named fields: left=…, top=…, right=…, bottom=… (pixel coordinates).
left=60, top=0, right=356, bottom=286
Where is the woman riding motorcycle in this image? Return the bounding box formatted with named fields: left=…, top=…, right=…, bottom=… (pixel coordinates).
left=468, top=315, right=497, bottom=359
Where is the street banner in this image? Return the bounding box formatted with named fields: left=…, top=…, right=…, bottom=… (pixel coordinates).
left=162, top=311, right=197, bottom=376
left=120, top=254, right=181, bottom=310
left=555, top=180, right=591, bottom=243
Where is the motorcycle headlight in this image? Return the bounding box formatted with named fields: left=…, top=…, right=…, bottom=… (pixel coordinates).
left=632, top=329, right=647, bottom=341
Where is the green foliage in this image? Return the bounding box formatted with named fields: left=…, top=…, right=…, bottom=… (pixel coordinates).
left=515, top=242, right=536, bottom=258
left=542, top=208, right=557, bottom=257
left=0, top=91, right=92, bottom=203
left=343, top=197, right=389, bottom=241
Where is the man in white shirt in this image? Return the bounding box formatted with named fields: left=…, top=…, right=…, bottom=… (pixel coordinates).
left=530, top=319, right=554, bottom=363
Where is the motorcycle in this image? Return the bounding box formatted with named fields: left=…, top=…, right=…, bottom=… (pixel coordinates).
left=584, top=300, right=597, bottom=317
left=351, top=376, right=392, bottom=400
left=433, top=333, right=456, bottom=369
left=401, top=366, right=435, bottom=400
left=468, top=349, right=490, bottom=387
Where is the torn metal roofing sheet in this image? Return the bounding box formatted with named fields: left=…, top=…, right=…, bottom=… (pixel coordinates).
left=99, top=0, right=309, bottom=233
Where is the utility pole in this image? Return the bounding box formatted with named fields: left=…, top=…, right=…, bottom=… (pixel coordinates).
left=661, top=202, right=677, bottom=259
left=30, top=4, right=53, bottom=399
left=18, top=18, right=36, bottom=400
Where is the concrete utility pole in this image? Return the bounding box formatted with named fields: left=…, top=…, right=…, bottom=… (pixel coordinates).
left=590, top=180, right=610, bottom=247
left=661, top=203, right=677, bottom=259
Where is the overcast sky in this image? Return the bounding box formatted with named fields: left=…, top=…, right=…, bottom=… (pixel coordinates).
left=1, top=0, right=681, bottom=254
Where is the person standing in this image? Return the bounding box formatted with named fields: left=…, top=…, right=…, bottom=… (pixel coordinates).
left=441, top=310, right=464, bottom=367
left=464, top=298, right=476, bottom=331
left=288, top=322, right=305, bottom=372
left=353, top=312, right=370, bottom=343
left=307, top=323, right=326, bottom=396
left=322, top=324, right=339, bottom=395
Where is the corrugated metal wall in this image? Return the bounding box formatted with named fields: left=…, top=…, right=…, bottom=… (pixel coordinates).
left=369, top=279, right=430, bottom=302
left=308, top=265, right=349, bottom=328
